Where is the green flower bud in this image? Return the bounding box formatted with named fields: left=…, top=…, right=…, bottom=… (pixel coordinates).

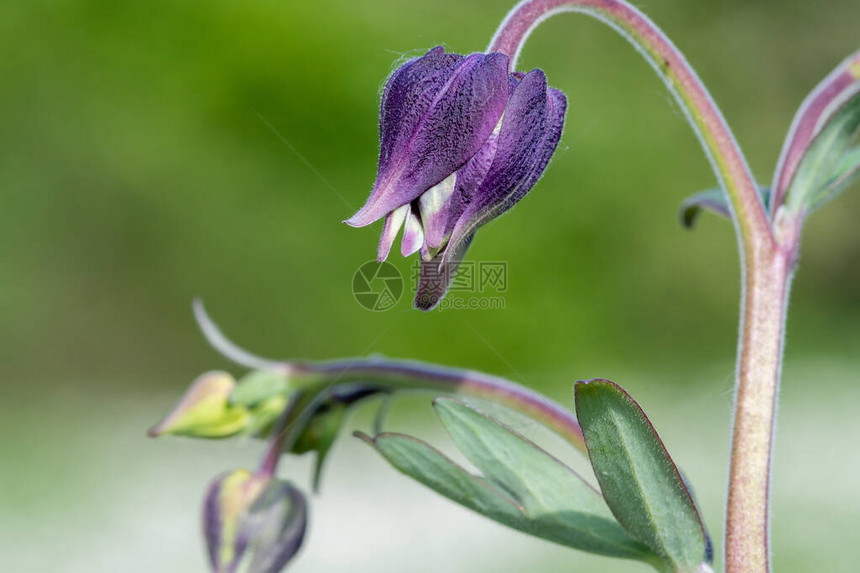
left=148, top=371, right=250, bottom=438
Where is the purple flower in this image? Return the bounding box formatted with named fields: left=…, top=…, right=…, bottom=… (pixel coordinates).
left=346, top=46, right=567, bottom=310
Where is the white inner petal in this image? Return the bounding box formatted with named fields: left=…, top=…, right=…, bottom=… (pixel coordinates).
left=400, top=208, right=425, bottom=257
left=418, top=172, right=457, bottom=248
left=492, top=113, right=505, bottom=134
left=419, top=173, right=457, bottom=219
left=376, top=204, right=409, bottom=262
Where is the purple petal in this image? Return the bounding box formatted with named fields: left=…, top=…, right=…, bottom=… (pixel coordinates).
left=346, top=50, right=510, bottom=227
left=202, top=473, right=225, bottom=570
left=438, top=119, right=504, bottom=246
left=414, top=233, right=474, bottom=311
left=446, top=70, right=567, bottom=256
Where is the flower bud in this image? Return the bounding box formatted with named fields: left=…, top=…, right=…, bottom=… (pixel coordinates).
left=148, top=371, right=250, bottom=438
left=203, top=470, right=308, bottom=573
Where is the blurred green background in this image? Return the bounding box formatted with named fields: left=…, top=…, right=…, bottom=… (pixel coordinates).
left=2, top=0, right=859, bottom=571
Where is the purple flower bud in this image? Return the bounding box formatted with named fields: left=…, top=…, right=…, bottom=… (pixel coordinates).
left=203, top=470, right=307, bottom=573
left=346, top=46, right=567, bottom=309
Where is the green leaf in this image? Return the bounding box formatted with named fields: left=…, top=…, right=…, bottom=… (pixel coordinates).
left=787, top=92, right=860, bottom=212
left=291, top=403, right=347, bottom=492
left=357, top=431, right=527, bottom=524
left=231, top=370, right=291, bottom=407
left=810, top=145, right=860, bottom=207
left=241, top=395, right=290, bottom=438
left=433, top=398, right=653, bottom=559
left=574, top=380, right=709, bottom=571
left=679, top=186, right=770, bottom=228
left=360, top=398, right=659, bottom=565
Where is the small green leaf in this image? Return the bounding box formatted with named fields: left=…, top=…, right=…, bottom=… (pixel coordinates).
left=291, top=403, right=347, bottom=492
left=679, top=186, right=770, bottom=228
left=575, top=380, right=709, bottom=571
left=787, top=92, right=860, bottom=212
left=241, top=395, right=290, bottom=438
left=232, top=370, right=291, bottom=407
left=810, top=145, right=860, bottom=207
left=360, top=399, right=659, bottom=565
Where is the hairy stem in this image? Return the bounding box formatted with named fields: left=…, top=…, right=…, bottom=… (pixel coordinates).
left=290, top=357, right=587, bottom=452
left=726, top=45, right=859, bottom=568
left=258, top=394, right=299, bottom=477
left=725, top=241, right=791, bottom=572
left=194, top=301, right=586, bottom=454
left=490, top=1, right=794, bottom=571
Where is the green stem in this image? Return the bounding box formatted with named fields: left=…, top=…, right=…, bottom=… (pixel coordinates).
left=258, top=400, right=294, bottom=477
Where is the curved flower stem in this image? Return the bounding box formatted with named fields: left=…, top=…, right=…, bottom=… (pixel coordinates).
left=287, top=357, right=587, bottom=453
left=489, top=0, right=772, bottom=255
left=490, top=2, right=791, bottom=571
left=258, top=393, right=301, bottom=477
left=194, top=301, right=586, bottom=454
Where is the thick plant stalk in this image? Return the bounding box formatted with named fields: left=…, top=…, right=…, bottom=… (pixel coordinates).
left=725, top=238, right=791, bottom=572
left=489, top=1, right=790, bottom=571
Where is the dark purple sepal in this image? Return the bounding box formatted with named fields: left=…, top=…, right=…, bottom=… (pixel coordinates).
left=376, top=47, right=464, bottom=171
left=414, top=232, right=475, bottom=311
left=432, top=126, right=503, bottom=249
left=346, top=48, right=510, bottom=227
left=446, top=71, right=567, bottom=259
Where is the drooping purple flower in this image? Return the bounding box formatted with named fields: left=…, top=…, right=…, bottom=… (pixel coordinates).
left=346, top=46, right=567, bottom=310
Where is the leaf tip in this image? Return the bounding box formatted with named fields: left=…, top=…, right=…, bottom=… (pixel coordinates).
left=352, top=430, right=375, bottom=446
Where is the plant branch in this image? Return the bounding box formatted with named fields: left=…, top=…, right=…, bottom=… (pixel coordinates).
left=291, top=357, right=587, bottom=453
left=725, top=50, right=859, bottom=571
left=258, top=397, right=297, bottom=477
left=488, top=3, right=800, bottom=571
left=194, top=301, right=587, bottom=454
